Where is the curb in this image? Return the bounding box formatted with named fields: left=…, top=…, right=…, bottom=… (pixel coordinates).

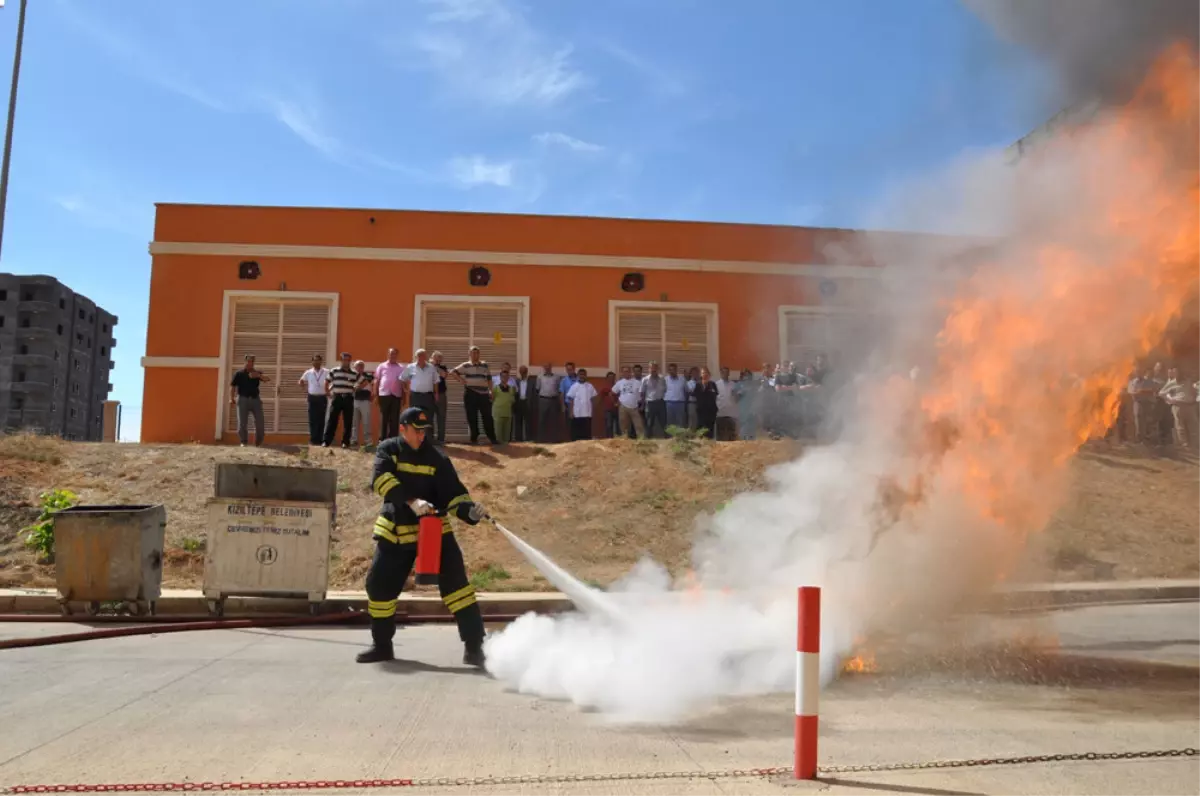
left=0, top=590, right=573, bottom=618
left=0, top=582, right=1195, bottom=618
left=986, top=580, right=1200, bottom=611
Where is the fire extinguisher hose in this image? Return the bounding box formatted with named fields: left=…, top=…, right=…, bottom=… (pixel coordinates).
left=0, top=611, right=525, bottom=651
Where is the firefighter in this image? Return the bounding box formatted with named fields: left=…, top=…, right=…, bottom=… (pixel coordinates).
left=358, top=405, right=489, bottom=666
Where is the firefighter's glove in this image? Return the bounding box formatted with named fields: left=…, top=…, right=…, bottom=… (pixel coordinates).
left=407, top=498, right=435, bottom=517
left=456, top=501, right=487, bottom=525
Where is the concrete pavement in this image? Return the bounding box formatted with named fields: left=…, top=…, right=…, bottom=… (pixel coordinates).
left=2, top=578, right=1197, bottom=618
left=1, top=600, right=1198, bottom=795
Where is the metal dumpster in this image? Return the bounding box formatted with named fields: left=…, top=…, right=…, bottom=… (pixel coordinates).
left=203, top=463, right=339, bottom=616
left=53, top=504, right=167, bottom=616
left=203, top=497, right=335, bottom=616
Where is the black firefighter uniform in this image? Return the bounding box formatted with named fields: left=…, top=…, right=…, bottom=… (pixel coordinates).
left=359, top=432, right=486, bottom=665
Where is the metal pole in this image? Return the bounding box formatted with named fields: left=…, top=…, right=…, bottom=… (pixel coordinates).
left=0, top=0, right=28, bottom=263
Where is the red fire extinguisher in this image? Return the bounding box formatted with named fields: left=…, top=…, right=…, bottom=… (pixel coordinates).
left=414, top=515, right=443, bottom=585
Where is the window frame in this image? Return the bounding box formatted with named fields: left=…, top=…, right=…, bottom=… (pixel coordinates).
left=607, top=300, right=719, bottom=374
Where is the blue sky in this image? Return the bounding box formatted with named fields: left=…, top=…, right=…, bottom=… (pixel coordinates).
left=0, top=0, right=1052, bottom=441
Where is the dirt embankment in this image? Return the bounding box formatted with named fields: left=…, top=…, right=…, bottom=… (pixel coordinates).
left=0, top=434, right=1195, bottom=592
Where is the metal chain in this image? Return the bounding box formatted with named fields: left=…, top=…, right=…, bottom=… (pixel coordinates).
left=820, top=747, right=1199, bottom=775
left=2, top=749, right=1194, bottom=793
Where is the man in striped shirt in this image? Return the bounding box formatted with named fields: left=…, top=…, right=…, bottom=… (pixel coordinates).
left=323, top=352, right=357, bottom=448
left=450, top=346, right=499, bottom=445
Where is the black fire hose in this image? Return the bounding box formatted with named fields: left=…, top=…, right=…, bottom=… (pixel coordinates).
left=0, top=611, right=525, bottom=651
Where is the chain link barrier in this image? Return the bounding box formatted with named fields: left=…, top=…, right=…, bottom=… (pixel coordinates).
left=2, top=748, right=1194, bottom=793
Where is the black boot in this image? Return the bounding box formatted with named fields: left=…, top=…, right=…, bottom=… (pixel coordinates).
left=356, top=643, right=394, bottom=663
left=463, top=641, right=485, bottom=668
left=358, top=616, right=397, bottom=663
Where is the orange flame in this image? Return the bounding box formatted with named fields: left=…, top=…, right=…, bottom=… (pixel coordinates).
left=841, top=652, right=878, bottom=674
left=903, top=44, right=1199, bottom=552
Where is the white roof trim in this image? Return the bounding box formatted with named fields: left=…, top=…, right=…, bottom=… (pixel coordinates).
left=141, top=356, right=221, bottom=368
left=148, top=241, right=883, bottom=280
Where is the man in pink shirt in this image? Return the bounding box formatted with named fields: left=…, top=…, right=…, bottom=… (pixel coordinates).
left=373, top=347, right=407, bottom=443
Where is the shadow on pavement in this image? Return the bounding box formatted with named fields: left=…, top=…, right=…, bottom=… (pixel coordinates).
left=382, top=657, right=487, bottom=676
left=815, top=777, right=985, bottom=795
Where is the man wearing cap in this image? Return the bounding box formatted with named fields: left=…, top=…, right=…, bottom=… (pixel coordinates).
left=323, top=352, right=357, bottom=448
left=361, top=405, right=489, bottom=667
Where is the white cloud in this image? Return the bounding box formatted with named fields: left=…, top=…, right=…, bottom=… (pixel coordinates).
left=449, top=155, right=515, bottom=187
left=253, top=91, right=434, bottom=181
left=533, top=132, right=605, bottom=153
left=54, top=0, right=230, bottom=112
left=401, top=0, right=587, bottom=107
left=267, top=97, right=343, bottom=161
left=52, top=193, right=151, bottom=238
left=421, top=0, right=514, bottom=24
left=598, top=40, right=687, bottom=97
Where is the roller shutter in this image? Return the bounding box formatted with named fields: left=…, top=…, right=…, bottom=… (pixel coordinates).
left=225, top=298, right=332, bottom=436
left=615, top=308, right=711, bottom=374
left=421, top=301, right=522, bottom=442
left=781, top=309, right=871, bottom=372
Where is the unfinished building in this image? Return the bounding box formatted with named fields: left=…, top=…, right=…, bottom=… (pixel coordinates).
left=0, top=275, right=117, bottom=440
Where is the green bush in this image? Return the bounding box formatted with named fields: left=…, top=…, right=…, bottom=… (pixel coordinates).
left=666, top=425, right=708, bottom=458
left=23, top=488, right=79, bottom=561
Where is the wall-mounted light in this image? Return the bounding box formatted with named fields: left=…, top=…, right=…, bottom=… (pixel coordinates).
left=621, top=272, right=645, bottom=293
left=469, top=266, right=491, bottom=287
left=238, top=261, right=261, bottom=280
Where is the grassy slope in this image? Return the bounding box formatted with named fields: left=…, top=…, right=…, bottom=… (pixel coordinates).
left=0, top=434, right=1195, bottom=592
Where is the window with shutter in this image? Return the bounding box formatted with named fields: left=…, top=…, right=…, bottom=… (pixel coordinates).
left=421, top=301, right=523, bottom=442
left=781, top=308, right=873, bottom=372
left=615, top=308, right=712, bottom=373
left=224, top=298, right=332, bottom=436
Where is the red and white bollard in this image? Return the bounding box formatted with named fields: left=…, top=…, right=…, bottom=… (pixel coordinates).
left=794, top=586, right=820, bottom=780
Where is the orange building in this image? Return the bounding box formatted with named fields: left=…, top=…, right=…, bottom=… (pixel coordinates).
left=141, top=204, right=908, bottom=444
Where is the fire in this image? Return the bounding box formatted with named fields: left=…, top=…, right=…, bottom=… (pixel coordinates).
left=902, top=43, right=1198, bottom=547
left=841, top=652, right=878, bottom=674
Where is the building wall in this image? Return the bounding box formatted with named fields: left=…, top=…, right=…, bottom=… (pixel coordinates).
left=142, top=204, right=900, bottom=444
left=0, top=275, right=117, bottom=440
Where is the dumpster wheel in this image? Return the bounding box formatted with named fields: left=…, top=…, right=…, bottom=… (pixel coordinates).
left=125, top=600, right=156, bottom=617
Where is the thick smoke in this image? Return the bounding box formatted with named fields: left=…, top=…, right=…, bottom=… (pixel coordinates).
left=483, top=10, right=1199, bottom=723
left=963, top=0, right=1200, bottom=105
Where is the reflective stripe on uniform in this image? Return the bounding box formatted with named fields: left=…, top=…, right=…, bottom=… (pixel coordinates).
left=444, top=584, right=477, bottom=614
left=367, top=599, right=397, bottom=618
left=396, top=462, right=437, bottom=476
left=373, top=472, right=400, bottom=497
left=447, top=493, right=470, bottom=510
left=374, top=516, right=419, bottom=544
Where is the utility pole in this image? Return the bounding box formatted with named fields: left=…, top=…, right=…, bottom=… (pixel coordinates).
left=0, top=0, right=29, bottom=263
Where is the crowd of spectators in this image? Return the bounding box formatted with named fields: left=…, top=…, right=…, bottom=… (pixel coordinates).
left=229, top=347, right=837, bottom=447
left=1112, top=361, right=1198, bottom=449
left=231, top=347, right=1197, bottom=454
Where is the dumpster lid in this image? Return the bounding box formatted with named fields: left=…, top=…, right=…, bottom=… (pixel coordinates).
left=53, top=504, right=164, bottom=514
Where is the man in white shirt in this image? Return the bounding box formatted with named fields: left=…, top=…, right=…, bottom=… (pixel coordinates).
left=401, top=348, right=439, bottom=421
left=298, top=353, right=330, bottom=446
left=663, top=363, right=688, bottom=431
left=613, top=365, right=646, bottom=439
left=714, top=366, right=738, bottom=441
left=1159, top=366, right=1196, bottom=448
left=565, top=369, right=598, bottom=440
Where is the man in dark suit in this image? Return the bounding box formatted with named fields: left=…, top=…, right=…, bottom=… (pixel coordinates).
left=514, top=365, right=536, bottom=442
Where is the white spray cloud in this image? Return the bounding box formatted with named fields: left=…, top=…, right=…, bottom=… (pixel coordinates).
left=483, top=41, right=1199, bottom=723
